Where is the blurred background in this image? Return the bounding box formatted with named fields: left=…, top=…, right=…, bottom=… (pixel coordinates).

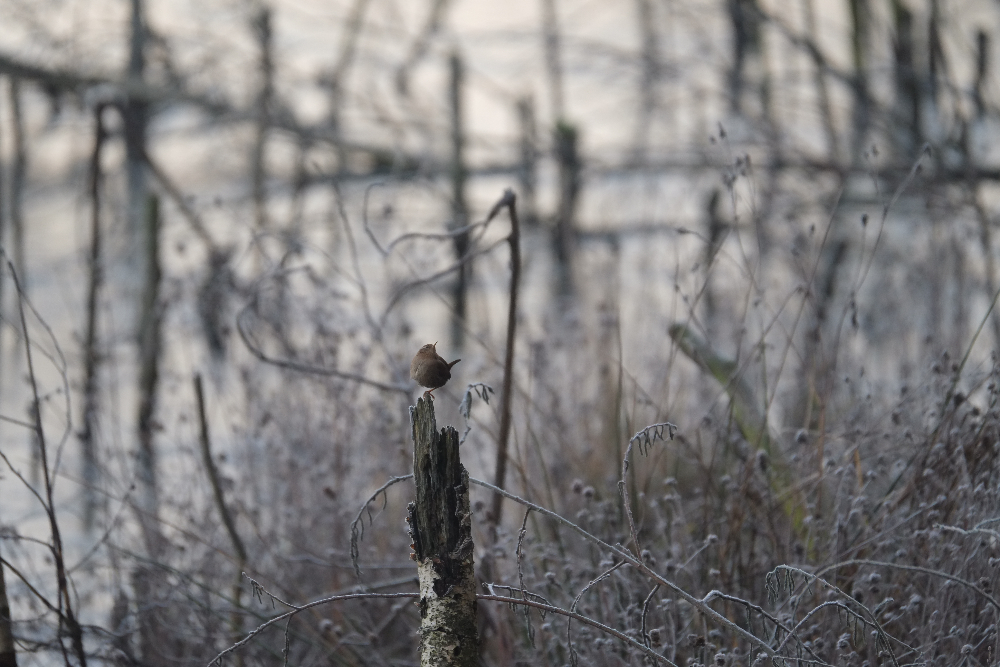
left=1, top=0, right=999, bottom=664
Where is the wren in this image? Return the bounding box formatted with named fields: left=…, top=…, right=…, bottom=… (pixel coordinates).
left=410, top=342, right=461, bottom=397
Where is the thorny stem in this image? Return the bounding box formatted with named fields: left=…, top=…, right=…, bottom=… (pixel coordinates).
left=619, top=422, right=677, bottom=557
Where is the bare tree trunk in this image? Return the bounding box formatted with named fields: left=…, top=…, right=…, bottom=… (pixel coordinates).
left=971, top=196, right=1000, bottom=352
left=540, top=0, right=565, bottom=121
left=891, top=0, right=921, bottom=159
left=80, top=104, right=108, bottom=530
left=631, top=0, right=658, bottom=165
left=966, top=35, right=999, bottom=349
left=287, top=133, right=310, bottom=234
left=973, top=30, right=989, bottom=118
left=328, top=0, right=370, bottom=170
left=727, top=0, right=762, bottom=114
left=702, top=189, right=725, bottom=337
left=848, top=0, right=871, bottom=162
left=132, top=565, right=173, bottom=667
left=516, top=96, right=539, bottom=228
left=0, top=80, right=7, bottom=440
left=124, top=0, right=149, bottom=313
left=395, top=0, right=451, bottom=95
left=133, top=195, right=171, bottom=667
left=727, top=0, right=776, bottom=256
left=926, top=0, right=945, bottom=127
left=409, top=397, right=479, bottom=666
left=801, top=0, right=840, bottom=164
left=8, top=78, right=26, bottom=302
left=251, top=5, right=273, bottom=232
left=553, top=121, right=579, bottom=301
left=950, top=234, right=968, bottom=356
left=9, top=78, right=32, bottom=478
left=136, top=194, right=163, bottom=546
left=448, top=51, right=469, bottom=350
left=927, top=213, right=943, bottom=350
left=0, top=545, right=15, bottom=667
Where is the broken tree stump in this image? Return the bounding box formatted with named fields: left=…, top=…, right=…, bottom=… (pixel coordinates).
left=408, top=397, right=479, bottom=666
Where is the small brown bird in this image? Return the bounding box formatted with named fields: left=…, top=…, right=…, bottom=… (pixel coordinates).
left=410, top=342, right=461, bottom=397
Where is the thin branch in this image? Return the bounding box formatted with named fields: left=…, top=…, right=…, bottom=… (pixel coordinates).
left=350, top=474, right=414, bottom=579
left=235, top=304, right=409, bottom=394
left=362, top=182, right=497, bottom=258
left=207, top=592, right=418, bottom=666
left=139, top=144, right=217, bottom=248
left=378, top=236, right=507, bottom=325
left=195, top=374, right=247, bottom=564
left=814, top=559, right=1000, bottom=613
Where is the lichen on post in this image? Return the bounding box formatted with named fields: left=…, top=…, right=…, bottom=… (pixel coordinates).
left=408, top=396, right=479, bottom=666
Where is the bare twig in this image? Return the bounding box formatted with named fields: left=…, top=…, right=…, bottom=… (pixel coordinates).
left=195, top=374, right=248, bottom=564
left=207, top=591, right=417, bottom=666
left=378, top=236, right=507, bottom=324
left=567, top=560, right=626, bottom=665
left=80, top=103, right=108, bottom=530
left=195, top=374, right=248, bottom=651
left=139, top=144, right=217, bottom=248
left=235, top=303, right=410, bottom=394
left=349, top=474, right=414, bottom=579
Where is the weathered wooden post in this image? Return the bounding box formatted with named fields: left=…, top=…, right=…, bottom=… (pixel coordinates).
left=408, top=397, right=479, bottom=665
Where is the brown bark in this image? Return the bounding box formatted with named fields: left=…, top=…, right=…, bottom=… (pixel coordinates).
left=409, top=397, right=478, bottom=666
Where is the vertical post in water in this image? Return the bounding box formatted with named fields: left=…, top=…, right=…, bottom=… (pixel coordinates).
left=408, top=397, right=478, bottom=666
